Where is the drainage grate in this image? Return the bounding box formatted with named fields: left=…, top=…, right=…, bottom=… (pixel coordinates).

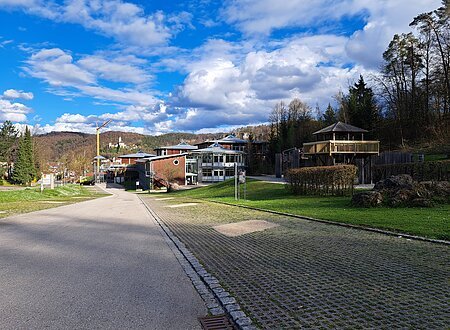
left=199, top=314, right=236, bottom=330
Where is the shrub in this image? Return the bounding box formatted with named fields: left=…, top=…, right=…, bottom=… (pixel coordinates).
left=286, top=165, right=357, bottom=196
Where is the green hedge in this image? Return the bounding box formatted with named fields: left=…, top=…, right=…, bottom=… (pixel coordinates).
left=373, top=160, right=450, bottom=182
left=286, top=165, right=357, bottom=196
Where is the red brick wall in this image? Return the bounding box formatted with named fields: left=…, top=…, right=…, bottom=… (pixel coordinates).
left=151, top=156, right=186, bottom=185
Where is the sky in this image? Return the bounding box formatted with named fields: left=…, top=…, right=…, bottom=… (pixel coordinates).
left=0, top=0, right=441, bottom=135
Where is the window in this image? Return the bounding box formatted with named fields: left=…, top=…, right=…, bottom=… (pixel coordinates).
left=203, top=154, right=212, bottom=163
left=213, top=170, right=223, bottom=177
left=213, top=155, right=223, bottom=163
left=225, top=155, right=235, bottom=163
left=225, top=168, right=234, bottom=177
left=173, top=159, right=179, bottom=166
left=202, top=169, right=212, bottom=176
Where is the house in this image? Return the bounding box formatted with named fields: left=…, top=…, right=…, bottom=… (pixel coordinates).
left=107, top=151, right=155, bottom=184
left=154, top=141, right=198, bottom=156
left=302, top=121, right=380, bottom=183
left=136, top=153, right=188, bottom=189
left=192, top=142, right=245, bottom=183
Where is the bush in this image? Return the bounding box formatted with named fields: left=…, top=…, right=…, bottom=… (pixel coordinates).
left=286, top=165, right=357, bottom=196
left=373, top=160, right=450, bottom=182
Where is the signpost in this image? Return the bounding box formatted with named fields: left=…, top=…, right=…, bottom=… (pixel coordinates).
left=234, top=163, right=246, bottom=201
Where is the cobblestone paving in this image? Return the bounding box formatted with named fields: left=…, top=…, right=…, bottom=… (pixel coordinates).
left=141, top=196, right=450, bottom=329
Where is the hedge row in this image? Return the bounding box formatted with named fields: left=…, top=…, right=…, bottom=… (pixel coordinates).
left=373, top=160, right=450, bottom=182
left=286, top=165, right=357, bottom=196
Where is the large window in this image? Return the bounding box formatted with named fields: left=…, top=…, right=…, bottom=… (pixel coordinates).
left=202, top=169, right=212, bottom=176
left=203, top=154, right=212, bottom=163
left=213, top=170, right=223, bottom=177
left=225, top=168, right=235, bottom=177
left=225, top=155, right=235, bottom=163
left=213, top=155, right=223, bottom=163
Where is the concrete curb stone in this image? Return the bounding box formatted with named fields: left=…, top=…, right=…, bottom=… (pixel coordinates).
left=138, top=195, right=257, bottom=330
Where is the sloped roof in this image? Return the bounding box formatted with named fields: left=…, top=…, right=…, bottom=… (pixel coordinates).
left=194, top=142, right=244, bottom=154
left=216, top=134, right=247, bottom=144
left=313, top=121, right=368, bottom=135
left=118, top=151, right=155, bottom=158
left=154, top=141, right=198, bottom=150
left=136, top=153, right=188, bottom=163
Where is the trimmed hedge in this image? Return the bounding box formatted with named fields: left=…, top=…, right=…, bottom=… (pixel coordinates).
left=286, top=165, right=357, bottom=196
left=373, top=160, right=450, bottom=182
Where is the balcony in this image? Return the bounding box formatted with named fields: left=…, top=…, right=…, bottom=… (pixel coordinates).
left=303, top=140, right=379, bottom=155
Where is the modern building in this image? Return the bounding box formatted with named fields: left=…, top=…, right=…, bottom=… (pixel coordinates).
left=192, top=142, right=245, bottom=183
left=136, top=153, right=189, bottom=189
left=154, top=141, right=198, bottom=156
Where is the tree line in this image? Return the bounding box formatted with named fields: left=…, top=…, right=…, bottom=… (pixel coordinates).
left=268, top=1, right=449, bottom=157
left=0, top=121, right=37, bottom=185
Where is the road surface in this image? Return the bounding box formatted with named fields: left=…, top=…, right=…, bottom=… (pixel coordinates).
left=0, top=184, right=206, bottom=329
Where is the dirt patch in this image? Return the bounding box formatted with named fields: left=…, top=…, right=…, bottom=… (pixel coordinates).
left=213, top=220, right=279, bottom=237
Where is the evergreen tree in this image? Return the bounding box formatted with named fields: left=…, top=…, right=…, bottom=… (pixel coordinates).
left=12, top=127, right=36, bottom=185
left=322, top=104, right=337, bottom=125
left=0, top=120, right=19, bottom=162
left=346, top=75, right=379, bottom=136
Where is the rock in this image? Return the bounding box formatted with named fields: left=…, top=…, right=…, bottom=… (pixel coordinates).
left=410, top=197, right=433, bottom=208
left=351, top=191, right=383, bottom=207
left=420, top=181, right=450, bottom=198
left=374, top=174, right=414, bottom=191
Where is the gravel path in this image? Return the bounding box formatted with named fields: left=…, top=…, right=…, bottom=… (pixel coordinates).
left=141, top=195, right=450, bottom=329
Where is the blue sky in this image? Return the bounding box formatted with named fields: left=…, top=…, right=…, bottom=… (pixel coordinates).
left=0, top=0, right=441, bottom=134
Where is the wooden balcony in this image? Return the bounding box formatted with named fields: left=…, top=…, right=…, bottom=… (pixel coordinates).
left=303, top=140, right=380, bottom=155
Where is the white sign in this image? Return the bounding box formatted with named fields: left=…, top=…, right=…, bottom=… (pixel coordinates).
left=238, top=171, right=246, bottom=184
left=42, top=173, right=55, bottom=189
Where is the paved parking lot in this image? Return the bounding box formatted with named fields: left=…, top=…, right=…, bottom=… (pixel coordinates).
left=142, top=195, right=450, bottom=329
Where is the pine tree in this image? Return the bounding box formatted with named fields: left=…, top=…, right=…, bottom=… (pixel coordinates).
left=12, top=127, right=36, bottom=185
left=322, top=104, right=337, bottom=125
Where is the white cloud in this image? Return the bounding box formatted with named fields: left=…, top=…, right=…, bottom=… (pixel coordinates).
left=345, top=0, right=441, bottom=68
left=2, top=89, right=34, bottom=100
left=78, top=55, right=151, bottom=84
left=24, top=48, right=157, bottom=106
left=0, top=99, right=32, bottom=122
left=168, top=35, right=373, bottom=131
left=0, top=0, right=191, bottom=47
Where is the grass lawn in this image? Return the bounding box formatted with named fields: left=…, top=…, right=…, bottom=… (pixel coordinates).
left=167, top=179, right=450, bottom=241
left=0, top=184, right=108, bottom=219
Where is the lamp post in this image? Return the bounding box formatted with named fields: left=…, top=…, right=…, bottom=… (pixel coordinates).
left=95, top=119, right=111, bottom=183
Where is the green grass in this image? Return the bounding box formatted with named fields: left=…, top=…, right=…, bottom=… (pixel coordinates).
left=167, top=179, right=450, bottom=241
left=0, top=185, right=108, bottom=218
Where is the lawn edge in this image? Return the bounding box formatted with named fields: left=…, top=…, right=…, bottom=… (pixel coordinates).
left=199, top=199, right=450, bottom=246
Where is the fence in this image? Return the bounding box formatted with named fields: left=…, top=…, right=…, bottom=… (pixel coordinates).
left=373, top=160, right=450, bottom=182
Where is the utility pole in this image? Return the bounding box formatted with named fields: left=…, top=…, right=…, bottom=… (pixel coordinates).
left=96, top=119, right=111, bottom=182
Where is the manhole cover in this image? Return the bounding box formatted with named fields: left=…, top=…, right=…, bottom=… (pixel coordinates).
left=199, top=314, right=236, bottom=330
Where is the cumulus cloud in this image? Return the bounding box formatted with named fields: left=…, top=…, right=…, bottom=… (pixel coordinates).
left=2, top=89, right=34, bottom=100
left=222, top=0, right=441, bottom=69
left=0, top=99, right=32, bottom=122
left=0, top=0, right=191, bottom=47
left=24, top=48, right=157, bottom=106
left=168, top=35, right=373, bottom=131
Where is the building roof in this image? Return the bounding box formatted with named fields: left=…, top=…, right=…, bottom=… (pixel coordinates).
left=313, top=121, right=368, bottom=135
left=215, top=134, right=248, bottom=144
left=93, top=155, right=106, bottom=160
left=118, top=151, right=155, bottom=158
left=154, top=141, right=198, bottom=150
left=194, top=142, right=244, bottom=154
left=136, top=153, right=188, bottom=163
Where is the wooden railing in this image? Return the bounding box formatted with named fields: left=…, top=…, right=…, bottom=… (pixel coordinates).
left=303, top=140, right=379, bottom=155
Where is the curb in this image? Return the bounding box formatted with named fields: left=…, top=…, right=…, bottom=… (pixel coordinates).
left=138, top=195, right=257, bottom=330
left=204, top=200, right=450, bottom=246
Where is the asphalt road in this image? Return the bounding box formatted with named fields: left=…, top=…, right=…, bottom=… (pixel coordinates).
left=0, top=184, right=207, bottom=329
